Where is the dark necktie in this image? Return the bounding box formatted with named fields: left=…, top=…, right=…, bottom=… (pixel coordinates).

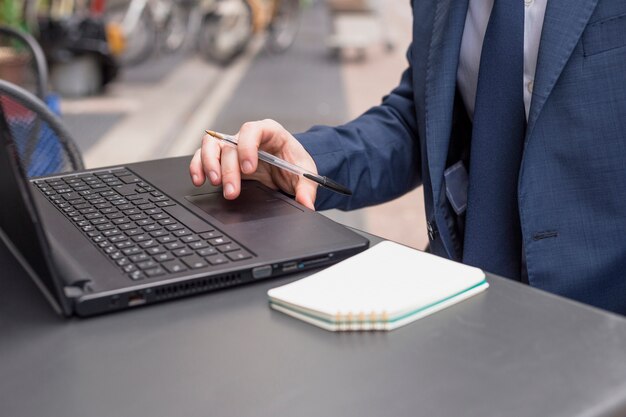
left=462, top=0, right=526, bottom=279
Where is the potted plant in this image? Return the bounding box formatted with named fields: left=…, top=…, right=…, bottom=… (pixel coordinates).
left=0, top=0, right=30, bottom=84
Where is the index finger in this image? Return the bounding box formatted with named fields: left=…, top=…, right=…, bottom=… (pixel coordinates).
left=236, top=119, right=290, bottom=175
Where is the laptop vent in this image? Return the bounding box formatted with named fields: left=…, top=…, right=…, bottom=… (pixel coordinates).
left=154, top=273, right=242, bottom=300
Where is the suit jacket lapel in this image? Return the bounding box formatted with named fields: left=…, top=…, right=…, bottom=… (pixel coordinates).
left=526, top=0, right=599, bottom=134
left=424, top=0, right=469, bottom=208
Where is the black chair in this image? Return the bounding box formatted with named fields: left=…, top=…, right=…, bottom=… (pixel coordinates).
left=0, top=79, right=84, bottom=176
left=0, top=25, right=49, bottom=100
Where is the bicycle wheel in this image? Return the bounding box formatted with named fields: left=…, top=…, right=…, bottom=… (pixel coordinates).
left=106, top=2, right=157, bottom=66
left=161, top=1, right=193, bottom=53
left=197, top=0, right=253, bottom=66
left=266, top=0, right=300, bottom=53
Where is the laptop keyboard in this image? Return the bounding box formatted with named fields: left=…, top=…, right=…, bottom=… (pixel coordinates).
left=33, top=168, right=254, bottom=281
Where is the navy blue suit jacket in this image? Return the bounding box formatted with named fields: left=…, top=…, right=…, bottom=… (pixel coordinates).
left=297, top=0, right=626, bottom=314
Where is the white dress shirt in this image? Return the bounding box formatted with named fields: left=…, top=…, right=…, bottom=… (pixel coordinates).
left=457, top=0, right=548, bottom=120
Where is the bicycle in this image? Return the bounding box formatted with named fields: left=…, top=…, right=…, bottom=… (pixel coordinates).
left=106, top=0, right=196, bottom=66
left=197, top=0, right=302, bottom=66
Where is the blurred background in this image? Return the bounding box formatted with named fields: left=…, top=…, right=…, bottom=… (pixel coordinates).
left=0, top=0, right=426, bottom=249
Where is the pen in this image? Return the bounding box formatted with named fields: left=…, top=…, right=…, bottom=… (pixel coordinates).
left=205, top=130, right=352, bottom=196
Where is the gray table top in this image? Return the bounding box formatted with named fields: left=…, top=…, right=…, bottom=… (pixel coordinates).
left=2, top=233, right=626, bottom=417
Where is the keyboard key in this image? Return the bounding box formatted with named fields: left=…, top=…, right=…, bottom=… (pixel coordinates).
left=121, top=176, right=141, bottom=184
left=173, top=247, right=193, bottom=257
left=162, top=260, right=187, bottom=274
left=199, top=231, right=221, bottom=240
left=165, top=241, right=185, bottom=250
left=182, top=255, right=208, bottom=269
left=173, top=229, right=191, bottom=237
left=209, top=237, right=230, bottom=246
left=143, top=224, right=161, bottom=232
left=189, top=240, right=209, bottom=250
left=110, top=251, right=123, bottom=260
left=137, top=260, right=158, bottom=270
left=126, top=228, right=142, bottom=236
left=156, top=201, right=175, bottom=207
left=103, top=229, right=122, bottom=237
left=129, top=270, right=144, bottom=280
left=150, top=230, right=169, bottom=238
left=165, top=224, right=183, bottom=231
left=154, top=252, right=175, bottom=262
left=145, top=267, right=166, bottom=278
left=157, top=235, right=177, bottom=244
left=123, top=264, right=137, bottom=273
left=149, top=196, right=169, bottom=203
left=136, top=219, right=154, bottom=226
left=196, top=247, right=217, bottom=257
left=109, top=235, right=129, bottom=243
left=217, top=243, right=240, bottom=253
left=61, top=192, right=80, bottom=200
left=131, top=234, right=151, bottom=242
left=227, top=250, right=253, bottom=262
left=104, top=245, right=117, bottom=254
left=145, top=246, right=166, bottom=256
left=122, top=247, right=142, bottom=256
left=139, top=239, right=158, bottom=249
left=181, top=235, right=200, bottom=243
left=114, top=169, right=132, bottom=177
left=126, top=194, right=145, bottom=201
left=114, top=184, right=140, bottom=196
left=116, top=258, right=130, bottom=266
left=130, top=253, right=150, bottom=263
left=206, top=254, right=228, bottom=265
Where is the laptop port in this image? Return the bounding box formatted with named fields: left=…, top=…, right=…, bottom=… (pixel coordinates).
left=282, top=262, right=298, bottom=273
left=128, top=293, right=147, bottom=307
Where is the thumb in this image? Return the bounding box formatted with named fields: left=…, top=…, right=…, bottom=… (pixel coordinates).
left=294, top=176, right=318, bottom=210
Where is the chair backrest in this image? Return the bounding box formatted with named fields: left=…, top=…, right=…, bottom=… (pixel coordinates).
left=0, top=25, right=48, bottom=100
left=0, top=79, right=84, bottom=177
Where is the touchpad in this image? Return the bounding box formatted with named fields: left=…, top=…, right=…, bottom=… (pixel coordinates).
left=185, top=185, right=301, bottom=224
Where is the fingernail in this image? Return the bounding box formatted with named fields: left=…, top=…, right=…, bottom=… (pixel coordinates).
left=224, top=183, right=234, bottom=196
left=242, top=160, right=253, bottom=173
left=209, top=171, right=219, bottom=183
left=192, top=174, right=199, bottom=184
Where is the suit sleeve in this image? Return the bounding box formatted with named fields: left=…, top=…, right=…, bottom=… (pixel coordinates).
left=294, top=47, right=421, bottom=211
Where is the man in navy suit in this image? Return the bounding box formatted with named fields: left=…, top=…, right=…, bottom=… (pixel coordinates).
left=190, top=0, right=626, bottom=314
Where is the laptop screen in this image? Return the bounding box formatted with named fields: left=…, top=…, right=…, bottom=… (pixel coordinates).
left=0, top=98, right=64, bottom=311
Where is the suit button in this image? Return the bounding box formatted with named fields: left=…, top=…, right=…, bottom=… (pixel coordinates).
left=427, top=221, right=438, bottom=241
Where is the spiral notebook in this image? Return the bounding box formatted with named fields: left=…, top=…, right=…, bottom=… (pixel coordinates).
left=268, top=241, right=488, bottom=331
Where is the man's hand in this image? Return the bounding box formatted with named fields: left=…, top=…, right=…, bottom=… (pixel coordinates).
left=189, top=119, right=318, bottom=210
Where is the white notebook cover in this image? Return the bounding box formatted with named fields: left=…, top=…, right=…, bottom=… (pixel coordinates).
left=268, top=241, right=488, bottom=331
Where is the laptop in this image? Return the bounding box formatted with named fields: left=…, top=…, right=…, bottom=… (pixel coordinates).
left=0, top=104, right=369, bottom=317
